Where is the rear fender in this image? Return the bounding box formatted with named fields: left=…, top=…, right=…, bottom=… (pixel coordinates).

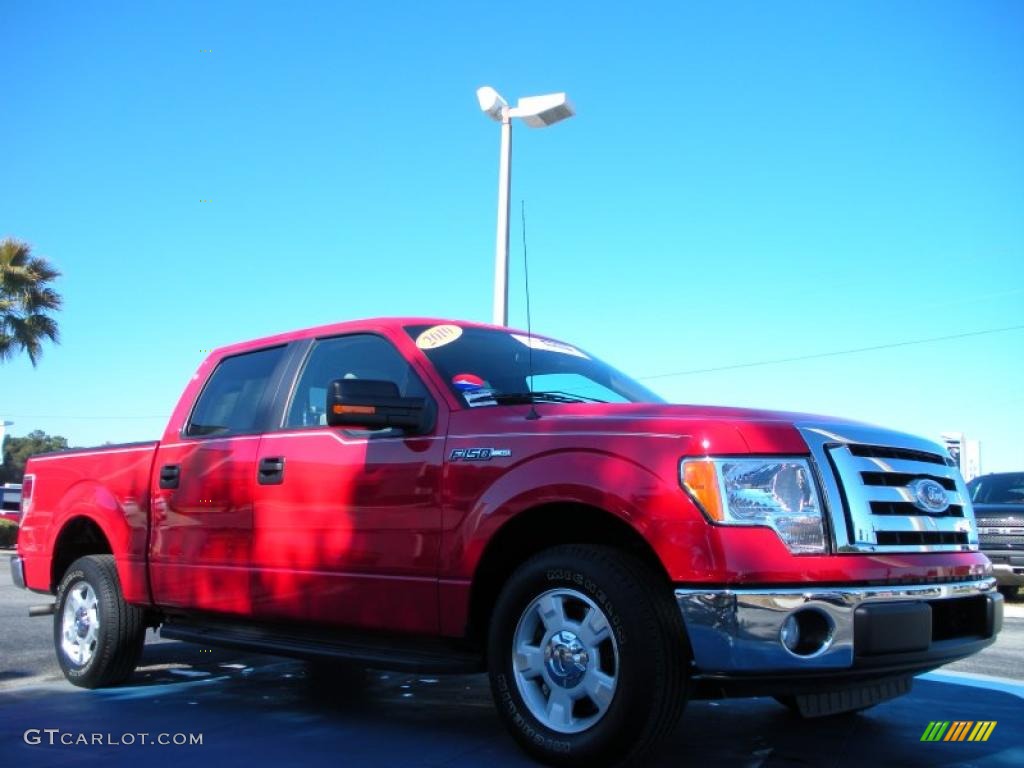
left=46, top=481, right=149, bottom=603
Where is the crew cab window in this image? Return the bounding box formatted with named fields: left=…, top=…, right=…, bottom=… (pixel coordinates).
left=285, top=335, right=428, bottom=428
left=186, top=346, right=286, bottom=437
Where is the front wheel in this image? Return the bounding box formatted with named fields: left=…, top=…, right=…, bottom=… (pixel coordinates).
left=54, top=555, right=146, bottom=688
left=487, top=545, right=690, bottom=767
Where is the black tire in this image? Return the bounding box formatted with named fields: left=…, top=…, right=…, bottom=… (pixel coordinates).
left=997, top=586, right=1019, bottom=600
left=54, top=555, right=146, bottom=688
left=487, top=545, right=690, bottom=767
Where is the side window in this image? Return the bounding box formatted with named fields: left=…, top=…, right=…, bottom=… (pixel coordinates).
left=286, top=335, right=428, bottom=428
left=186, top=346, right=286, bottom=437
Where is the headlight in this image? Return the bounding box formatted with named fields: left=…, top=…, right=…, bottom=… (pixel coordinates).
left=681, top=458, right=826, bottom=553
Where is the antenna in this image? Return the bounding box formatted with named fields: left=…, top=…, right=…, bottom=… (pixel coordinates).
left=521, top=199, right=540, bottom=421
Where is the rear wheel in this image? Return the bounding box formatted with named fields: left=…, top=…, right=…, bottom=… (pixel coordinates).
left=487, top=545, right=689, bottom=767
left=997, top=586, right=1019, bottom=599
left=54, top=555, right=146, bottom=688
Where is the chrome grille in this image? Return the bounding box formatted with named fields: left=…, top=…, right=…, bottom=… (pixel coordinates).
left=977, top=517, right=1024, bottom=548
left=979, top=534, right=1024, bottom=547
left=798, top=424, right=978, bottom=554
left=975, top=514, right=1024, bottom=527
left=869, top=502, right=964, bottom=517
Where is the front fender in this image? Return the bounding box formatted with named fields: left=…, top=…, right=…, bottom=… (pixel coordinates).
left=443, top=448, right=719, bottom=582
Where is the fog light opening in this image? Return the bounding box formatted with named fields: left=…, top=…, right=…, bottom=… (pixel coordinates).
left=780, top=608, right=834, bottom=657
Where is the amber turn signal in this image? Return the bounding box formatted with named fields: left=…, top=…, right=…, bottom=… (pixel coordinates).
left=332, top=404, right=376, bottom=415
left=682, top=460, right=724, bottom=522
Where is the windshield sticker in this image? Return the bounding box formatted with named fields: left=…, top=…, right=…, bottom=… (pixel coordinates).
left=416, top=324, right=463, bottom=350
left=510, top=333, right=589, bottom=360
left=452, top=373, right=487, bottom=391
left=464, top=389, right=498, bottom=408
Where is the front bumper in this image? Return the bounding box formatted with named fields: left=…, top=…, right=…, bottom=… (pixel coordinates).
left=676, top=578, right=1002, bottom=678
left=982, top=552, right=1024, bottom=586
left=9, top=554, right=26, bottom=590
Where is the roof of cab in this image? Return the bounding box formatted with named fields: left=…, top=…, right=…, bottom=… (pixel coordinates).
left=208, top=317, right=528, bottom=358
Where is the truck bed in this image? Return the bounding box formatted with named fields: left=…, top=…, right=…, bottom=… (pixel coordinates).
left=19, top=441, right=159, bottom=602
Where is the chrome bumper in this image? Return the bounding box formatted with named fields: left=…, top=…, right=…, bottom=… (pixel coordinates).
left=9, top=554, right=26, bottom=590
left=675, top=578, right=1001, bottom=673
left=992, top=562, right=1024, bottom=586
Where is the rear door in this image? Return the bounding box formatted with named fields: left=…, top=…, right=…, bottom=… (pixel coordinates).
left=250, top=333, right=447, bottom=633
left=149, top=344, right=291, bottom=614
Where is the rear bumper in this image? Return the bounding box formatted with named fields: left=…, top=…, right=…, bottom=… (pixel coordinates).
left=9, top=555, right=26, bottom=590
left=675, top=579, right=1002, bottom=685
left=982, top=551, right=1024, bottom=586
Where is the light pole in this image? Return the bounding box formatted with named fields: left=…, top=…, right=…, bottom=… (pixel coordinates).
left=476, top=86, right=575, bottom=326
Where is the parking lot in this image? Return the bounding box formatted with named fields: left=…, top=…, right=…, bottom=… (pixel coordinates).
left=2, top=556, right=1022, bottom=767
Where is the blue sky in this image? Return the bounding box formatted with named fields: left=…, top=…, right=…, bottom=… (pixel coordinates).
left=1, top=1, right=1021, bottom=471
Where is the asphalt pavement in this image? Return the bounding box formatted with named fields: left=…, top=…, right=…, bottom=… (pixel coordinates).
left=2, top=551, right=1023, bottom=767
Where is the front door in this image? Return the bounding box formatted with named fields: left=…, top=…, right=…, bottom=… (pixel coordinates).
left=250, top=334, right=446, bottom=634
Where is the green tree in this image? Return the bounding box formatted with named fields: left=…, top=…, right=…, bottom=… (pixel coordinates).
left=0, top=238, right=63, bottom=366
left=0, top=430, right=70, bottom=483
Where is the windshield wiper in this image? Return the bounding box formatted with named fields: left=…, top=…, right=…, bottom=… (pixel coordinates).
left=490, top=391, right=607, bottom=405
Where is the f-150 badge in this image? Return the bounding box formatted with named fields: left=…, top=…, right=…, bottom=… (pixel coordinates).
left=449, top=448, right=512, bottom=461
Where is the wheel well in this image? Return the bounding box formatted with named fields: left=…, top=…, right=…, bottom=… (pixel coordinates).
left=466, top=503, right=670, bottom=647
left=51, top=517, right=112, bottom=591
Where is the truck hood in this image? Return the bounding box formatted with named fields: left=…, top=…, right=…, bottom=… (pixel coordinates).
left=535, top=402, right=885, bottom=455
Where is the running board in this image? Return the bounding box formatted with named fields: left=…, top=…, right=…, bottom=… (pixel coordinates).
left=160, top=619, right=483, bottom=673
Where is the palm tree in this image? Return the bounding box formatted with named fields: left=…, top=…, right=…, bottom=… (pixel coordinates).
left=0, top=238, right=62, bottom=366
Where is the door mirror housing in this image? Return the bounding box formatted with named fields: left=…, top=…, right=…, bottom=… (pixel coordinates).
left=326, top=379, right=430, bottom=433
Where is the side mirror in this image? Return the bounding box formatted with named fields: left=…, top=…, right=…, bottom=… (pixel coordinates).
left=326, top=379, right=429, bottom=433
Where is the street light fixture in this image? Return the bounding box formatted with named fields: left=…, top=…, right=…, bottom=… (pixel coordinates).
left=476, top=85, right=575, bottom=326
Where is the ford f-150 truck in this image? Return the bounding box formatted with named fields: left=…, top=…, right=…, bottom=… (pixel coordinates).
left=11, top=318, right=1002, bottom=766
left=968, top=471, right=1024, bottom=597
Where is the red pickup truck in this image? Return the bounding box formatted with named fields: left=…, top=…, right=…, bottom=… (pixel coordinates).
left=12, top=318, right=1001, bottom=766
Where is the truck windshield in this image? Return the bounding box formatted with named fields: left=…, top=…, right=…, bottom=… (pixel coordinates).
left=967, top=473, right=1024, bottom=504
left=406, top=324, right=665, bottom=408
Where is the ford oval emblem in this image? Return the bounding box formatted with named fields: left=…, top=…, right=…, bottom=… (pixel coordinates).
left=908, top=478, right=950, bottom=514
